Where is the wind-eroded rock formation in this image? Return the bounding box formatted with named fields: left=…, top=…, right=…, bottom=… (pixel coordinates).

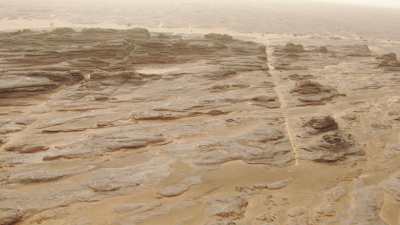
left=0, top=29, right=399, bottom=225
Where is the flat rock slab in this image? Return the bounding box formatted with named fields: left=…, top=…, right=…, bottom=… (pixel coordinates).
left=0, top=29, right=399, bottom=225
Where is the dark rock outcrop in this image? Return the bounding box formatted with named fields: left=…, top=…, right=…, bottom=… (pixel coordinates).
left=291, top=80, right=341, bottom=105
left=284, top=43, right=305, bottom=53
left=301, top=131, right=362, bottom=162
left=303, top=116, right=338, bottom=134
left=377, top=52, right=400, bottom=69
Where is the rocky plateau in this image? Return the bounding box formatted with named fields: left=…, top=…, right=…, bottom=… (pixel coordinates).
left=0, top=27, right=399, bottom=225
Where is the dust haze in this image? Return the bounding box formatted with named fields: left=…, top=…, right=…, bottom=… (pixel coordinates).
left=1, top=0, right=400, bottom=39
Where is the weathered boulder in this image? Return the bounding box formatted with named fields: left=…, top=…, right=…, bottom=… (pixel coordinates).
left=284, top=43, right=305, bottom=53
left=291, top=80, right=341, bottom=105
left=378, top=52, right=400, bottom=68
left=303, top=115, right=338, bottom=134
left=299, top=131, right=363, bottom=162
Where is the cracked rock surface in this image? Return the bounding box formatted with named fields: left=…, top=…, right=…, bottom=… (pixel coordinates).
left=0, top=28, right=400, bottom=225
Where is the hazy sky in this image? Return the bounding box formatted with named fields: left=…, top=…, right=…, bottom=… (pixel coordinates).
left=317, top=0, right=400, bottom=8
left=2, top=0, right=400, bottom=39
left=8, top=0, right=400, bottom=8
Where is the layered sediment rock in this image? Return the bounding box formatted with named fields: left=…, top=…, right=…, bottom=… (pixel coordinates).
left=296, top=115, right=363, bottom=162
left=290, top=80, right=341, bottom=106
left=283, top=42, right=305, bottom=53
left=303, top=115, right=338, bottom=134
left=0, top=29, right=399, bottom=225
left=377, top=52, right=400, bottom=70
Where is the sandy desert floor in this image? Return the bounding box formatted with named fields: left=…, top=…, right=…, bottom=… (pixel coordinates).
left=0, top=24, right=400, bottom=225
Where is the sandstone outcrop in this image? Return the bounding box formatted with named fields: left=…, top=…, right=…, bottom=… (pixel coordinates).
left=284, top=43, right=305, bottom=53
left=291, top=80, right=341, bottom=106
left=377, top=52, right=400, bottom=70
left=0, top=28, right=399, bottom=225
left=303, top=115, right=338, bottom=134
left=296, top=115, right=363, bottom=162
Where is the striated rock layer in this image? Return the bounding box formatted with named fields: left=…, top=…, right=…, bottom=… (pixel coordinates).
left=0, top=28, right=399, bottom=225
